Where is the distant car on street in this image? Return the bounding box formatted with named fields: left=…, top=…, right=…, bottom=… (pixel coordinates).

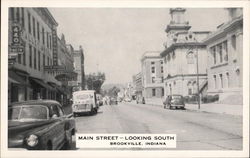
left=136, top=96, right=145, bottom=104
left=72, top=90, right=101, bottom=116
left=163, top=95, right=185, bottom=110
left=124, top=97, right=132, bottom=102
left=8, top=100, right=75, bottom=150
left=110, top=97, right=118, bottom=105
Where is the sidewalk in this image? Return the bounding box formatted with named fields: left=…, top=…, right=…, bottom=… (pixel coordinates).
left=143, top=98, right=243, bottom=116
left=185, top=103, right=243, bottom=116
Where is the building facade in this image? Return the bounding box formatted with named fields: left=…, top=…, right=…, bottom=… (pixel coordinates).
left=8, top=8, right=60, bottom=103
left=203, top=8, right=243, bottom=104
left=161, top=8, right=210, bottom=97
left=141, top=52, right=164, bottom=98
left=8, top=8, right=77, bottom=106
left=73, top=46, right=85, bottom=91
left=132, top=72, right=143, bottom=97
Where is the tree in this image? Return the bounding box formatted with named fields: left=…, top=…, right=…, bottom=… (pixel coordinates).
left=85, top=72, right=105, bottom=93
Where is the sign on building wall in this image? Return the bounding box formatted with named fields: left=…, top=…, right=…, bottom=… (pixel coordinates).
left=10, top=22, right=24, bottom=54
left=52, top=27, right=58, bottom=66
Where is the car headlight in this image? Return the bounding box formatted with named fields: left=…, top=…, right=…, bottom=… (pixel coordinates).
left=26, top=134, right=38, bottom=147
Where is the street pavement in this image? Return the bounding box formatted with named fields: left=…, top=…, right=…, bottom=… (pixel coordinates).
left=73, top=102, right=242, bottom=150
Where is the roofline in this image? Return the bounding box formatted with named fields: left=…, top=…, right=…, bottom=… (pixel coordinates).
left=43, top=8, right=58, bottom=26
left=160, top=42, right=206, bottom=57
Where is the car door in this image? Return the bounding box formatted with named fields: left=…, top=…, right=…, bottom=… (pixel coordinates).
left=49, top=104, right=66, bottom=149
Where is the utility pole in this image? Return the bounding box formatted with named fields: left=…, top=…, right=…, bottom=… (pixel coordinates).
left=196, top=45, right=201, bottom=109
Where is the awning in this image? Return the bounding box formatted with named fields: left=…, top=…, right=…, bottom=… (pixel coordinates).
left=48, top=82, right=67, bottom=95
left=30, top=78, right=54, bottom=90
left=8, top=71, right=28, bottom=86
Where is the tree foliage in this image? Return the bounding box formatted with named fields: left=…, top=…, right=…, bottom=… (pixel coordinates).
left=85, top=72, right=105, bottom=93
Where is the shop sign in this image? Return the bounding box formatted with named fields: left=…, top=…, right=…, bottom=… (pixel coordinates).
left=52, top=27, right=58, bottom=65
left=11, top=22, right=24, bottom=54
left=44, top=65, right=66, bottom=71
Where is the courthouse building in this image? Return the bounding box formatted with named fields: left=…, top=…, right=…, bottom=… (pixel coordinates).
left=203, top=8, right=243, bottom=104
left=141, top=51, right=164, bottom=98
left=8, top=8, right=77, bottom=105
left=160, top=8, right=210, bottom=97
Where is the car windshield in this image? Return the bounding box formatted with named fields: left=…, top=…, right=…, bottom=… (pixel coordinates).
left=74, top=94, right=91, bottom=100
left=172, top=96, right=182, bottom=100
left=8, top=105, right=48, bottom=121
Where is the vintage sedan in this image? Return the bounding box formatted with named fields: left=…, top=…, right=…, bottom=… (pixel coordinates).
left=8, top=100, right=75, bottom=150
left=163, top=95, right=185, bottom=110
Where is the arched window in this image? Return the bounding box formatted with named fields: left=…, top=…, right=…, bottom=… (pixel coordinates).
left=187, top=52, right=194, bottom=64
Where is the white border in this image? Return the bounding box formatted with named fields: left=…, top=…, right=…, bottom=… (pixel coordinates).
left=1, top=0, right=249, bottom=157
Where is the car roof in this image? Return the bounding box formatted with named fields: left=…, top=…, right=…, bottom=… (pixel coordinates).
left=73, top=90, right=95, bottom=94
left=9, top=100, right=62, bottom=107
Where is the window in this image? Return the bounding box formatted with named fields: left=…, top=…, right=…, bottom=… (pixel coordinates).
left=161, top=66, right=164, bottom=73
left=16, top=8, right=20, bottom=23
left=42, top=27, right=45, bottom=44
left=211, top=47, right=216, bottom=64
left=231, top=35, right=236, bottom=51
left=18, top=54, right=21, bottom=64
left=10, top=8, right=14, bottom=21
left=37, top=22, right=40, bottom=41
left=161, top=61, right=163, bottom=64
left=151, top=67, right=155, bottom=73
left=38, top=51, right=40, bottom=71
left=161, top=77, right=164, bottom=83
left=213, top=75, right=217, bottom=89
left=226, top=72, right=230, bottom=88
left=28, top=12, right=31, bottom=34
left=152, top=77, right=155, bottom=83
left=152, top=89, right=156, bottom=97
left=219, top=74, right=223, bottom=88
left=21, top=8, right=25, bottom=28
left=47, top=32, right=49, bottom=48
left=49, top=35, right=52, bottom=49
left=218, top=44, right=223, bottom=63
left=29, top=45, right=32, bottom=68
left=187, top=52, right=194, bottom=64
left=32, top=17, right=36, bottom=38
left=47, top=56, right=49, bottom=66
left=34, top=48, right=36, bottom=69
left=151, top=61, right=155, bottom=65
left=43, top=54, right=45, bottom=67
left=188, top=88, right=192, bottom=95
left=162, top=88, right=164, bottom=97
left=223, top=41, right=228, bottom=61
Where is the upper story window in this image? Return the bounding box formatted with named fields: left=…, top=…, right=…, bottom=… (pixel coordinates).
left=32, top=17, right=36, bottom=38
left=16, top=8, right=20, bottom=23
left=152, top=77, right=155, bottom=83
left=42, top=27, right=45, bottom=45
left=231, top=34, right=236, bottom=51
left=37, top=22, right=40, bottom=41
left=223, top=41, right=228, bottom=61
left=151, top=67, right=155, bottom=73
left=28, top=12, right=31, bottom=34
left=161, top=66, right=164, bottom=73
left=187, top=52, right=194, bottom=64
left=151, top=61, right=155, bottom=65
left=218, top=44, right=223, bottom=63
left=21, top=8, right=25, bottom=28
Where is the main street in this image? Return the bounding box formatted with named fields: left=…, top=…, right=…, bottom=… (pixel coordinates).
left=74, top=102, right=242, bottom=150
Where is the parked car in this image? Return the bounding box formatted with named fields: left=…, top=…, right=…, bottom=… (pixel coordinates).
left=110, top=97, right=118, bottom=105
left=163, top=95, right=185, bottom=110
left=136, top=96, right=145, bottom=104
left=124, top=97, right=132, bottom=102
left=8, top=100, right=75, bottom=150
left=72, top=90, right=101, bottom=116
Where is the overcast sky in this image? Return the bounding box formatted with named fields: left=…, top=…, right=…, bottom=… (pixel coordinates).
left=49, top=8, right=228, bottom=84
